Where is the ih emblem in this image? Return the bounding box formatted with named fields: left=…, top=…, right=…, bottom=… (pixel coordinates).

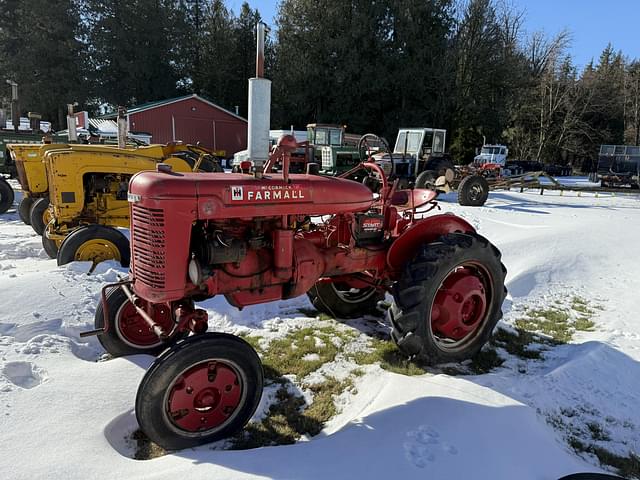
left=231, top=186, right=244, bottom=201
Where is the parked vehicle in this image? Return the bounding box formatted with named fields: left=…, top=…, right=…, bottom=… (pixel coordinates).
left=87, top=24, right=507, bottom=450
left=592, top=145, right=640, bottom=188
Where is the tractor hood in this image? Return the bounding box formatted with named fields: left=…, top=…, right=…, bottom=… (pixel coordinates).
left=128, top=171, right=375, bottom=220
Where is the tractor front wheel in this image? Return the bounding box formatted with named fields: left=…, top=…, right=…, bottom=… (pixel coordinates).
left=95, top=287, right=183, bottom=357
left=136, top=333, right=263, bottom=450
left=18, top=197, right=34, bottom=224
left=0, top=178, right=14, bottom=214
left=457, top=175, right=490, bottom=206
left=415, top=170, right=437, bottom=190
left=389, top=232, right=507, bottom=365
left=29, top=198, right=51, bottom=235
left=307, top=281, right=384, bottom=319
left=57, top=225, right=130, bottom=268
left=42, top=234, right=61, bottom=259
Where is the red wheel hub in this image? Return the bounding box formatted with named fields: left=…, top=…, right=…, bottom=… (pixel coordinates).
left=431, top=267, right=488, bottom=341
left=117, top=300, right=174, bottom=347
left=168, top=361, right=242, bottom=432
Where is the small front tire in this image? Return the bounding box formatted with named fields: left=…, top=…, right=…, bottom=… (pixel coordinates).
left=57, top=225, right=130, bottom=268
left=18, top=197, right=34, bottom=224
left=29, top=198, right=50, bottom=235
left=42, top=234, right=60, bottom=259
left=0, top=178, right=14, bottom=214
left=95, top=287, right=183, bottom=357
left=136, top=333, right=264, bottom=450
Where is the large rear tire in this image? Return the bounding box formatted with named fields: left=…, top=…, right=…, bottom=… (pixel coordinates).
left=457, top=175, right=490, bottom=206
left=57, top=225, right=130, bottom=268
left=307, top=281, right=384, bottom=319
left=0, top=178, right=15, bottom=214
left=136, top=333, right=263, bottom=450
left=29, top=198, right=50, bottom=235
left=18, top=197, right=34, bottom=224
left=389, top=232, right=507, bottom=365
left=95, top=287, right=183, bottom=357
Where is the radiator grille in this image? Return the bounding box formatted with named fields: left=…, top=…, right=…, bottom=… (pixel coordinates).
left=131, top=204, right=166, bottom=289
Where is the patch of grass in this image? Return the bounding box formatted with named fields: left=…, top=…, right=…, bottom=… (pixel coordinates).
left=351, top=336, right=427, bottom=376
left=519, top=308, right=573, bottom=343
left=492, top=327, right=554, bottom=360
left=131, top=429, right=165, bottom=460
left=569, top=437, right=640, bottom=479
left=587, top=421, right=611, bottom=442
left=231, top=325, right=361, bottom=449
left=245, top=326, right=356, bottom=382
left=574, top=316, right=596, bottom=332
left=468, top=347, right=504, bottom=374
left=233, top=376, right=354, bottom=449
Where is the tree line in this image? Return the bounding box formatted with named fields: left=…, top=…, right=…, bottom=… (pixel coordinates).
left=0, top=0, right=638, bottom=169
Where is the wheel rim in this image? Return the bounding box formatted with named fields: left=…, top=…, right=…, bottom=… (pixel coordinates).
left=42, top=207, right=52, bottom=226
left=329, top=283, right=377, bottom=304
left=468, top=183, right=484, bottom=202
left=115, top=298, right=173, bottom=348
left=74, top=238, right=122, bottom=264
left=166, top=360, right=244, bottom=434
left=430, top=263, right=491, bottom=351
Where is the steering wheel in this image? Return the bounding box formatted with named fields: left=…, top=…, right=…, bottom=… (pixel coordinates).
left=357, top=133, right=390, bottom=162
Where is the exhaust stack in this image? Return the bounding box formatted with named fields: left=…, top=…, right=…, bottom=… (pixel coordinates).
left=247, top=22, right=271, bottom=173
left=67, top=104, right=78, bottom=142
left=117, top=106, right=128, bottom=148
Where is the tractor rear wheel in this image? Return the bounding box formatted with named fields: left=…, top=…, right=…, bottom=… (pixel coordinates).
left=0, top=178, right=14, bottom=214
left=29, top=198, right=50, bottom=235
left=42, top=234, right=61, bottom=259
left=95, top=287, right=183, bottom=357
left=57, top=225, right=130, bottom=268
left=136, top=333, right=263, bottom=450
left=307, top=281, right=384, bottom=319
left=389, top=232, right=507, bottom=365
left=457, top=175, right=490, bottom=206
left=415, top=170, right=437, bottom=189
left=18, top=197, right=34, bottom=224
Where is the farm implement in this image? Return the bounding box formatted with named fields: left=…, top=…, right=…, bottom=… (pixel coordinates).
left=86, top=23, right=508, bottom=450
left=37, top=142, right=223, bottom=265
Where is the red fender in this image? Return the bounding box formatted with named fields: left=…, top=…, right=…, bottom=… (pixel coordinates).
left=386, top=213, right=475, bottom=270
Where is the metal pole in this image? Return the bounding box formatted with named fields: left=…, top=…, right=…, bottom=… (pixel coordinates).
left=256, top=22, right=265, bottom=78
left=67, top=104, right=78, bottom=142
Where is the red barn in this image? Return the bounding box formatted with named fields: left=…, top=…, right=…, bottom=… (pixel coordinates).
left=106, top=94, right=247, bottom=156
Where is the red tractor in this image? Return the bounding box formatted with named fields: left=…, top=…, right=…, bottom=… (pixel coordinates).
left=87, top=24, right=507, bottom=451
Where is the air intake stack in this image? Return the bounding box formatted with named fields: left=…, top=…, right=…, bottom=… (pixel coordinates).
left=247, top=22, right=271, bottom=176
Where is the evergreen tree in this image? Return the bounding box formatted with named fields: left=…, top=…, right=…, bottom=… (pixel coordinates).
left=0, top=0, right=89, bottom=128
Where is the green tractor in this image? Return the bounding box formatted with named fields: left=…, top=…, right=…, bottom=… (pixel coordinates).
left=307, top=123, right=365, bottom=175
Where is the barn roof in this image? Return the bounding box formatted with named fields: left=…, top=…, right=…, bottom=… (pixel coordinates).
left=102, top=94, right=247, bottom=122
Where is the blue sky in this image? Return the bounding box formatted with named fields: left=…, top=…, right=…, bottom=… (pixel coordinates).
left=228, top=0, right=639, bottom=68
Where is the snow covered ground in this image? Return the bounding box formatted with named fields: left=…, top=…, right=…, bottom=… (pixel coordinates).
left=1, top=178, right=639, bottom=479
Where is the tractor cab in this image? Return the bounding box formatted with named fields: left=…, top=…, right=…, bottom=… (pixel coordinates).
left=393, top=128, right=446, bottom=159
left=306, top=123, right=344, bottom=147
left=372, top=128, right=450, bottom=185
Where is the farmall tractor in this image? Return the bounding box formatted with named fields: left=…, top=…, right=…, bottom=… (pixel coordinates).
left=87, top=24, right=507, bottom=450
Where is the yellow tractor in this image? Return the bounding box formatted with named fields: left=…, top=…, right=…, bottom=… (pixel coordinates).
left=39, top=143, right=223, bottom=268
left=8, top=143, right=68, bottom=228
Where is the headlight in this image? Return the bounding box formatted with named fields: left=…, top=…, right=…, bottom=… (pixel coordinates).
left=188, top=258, right=203, bottom=285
